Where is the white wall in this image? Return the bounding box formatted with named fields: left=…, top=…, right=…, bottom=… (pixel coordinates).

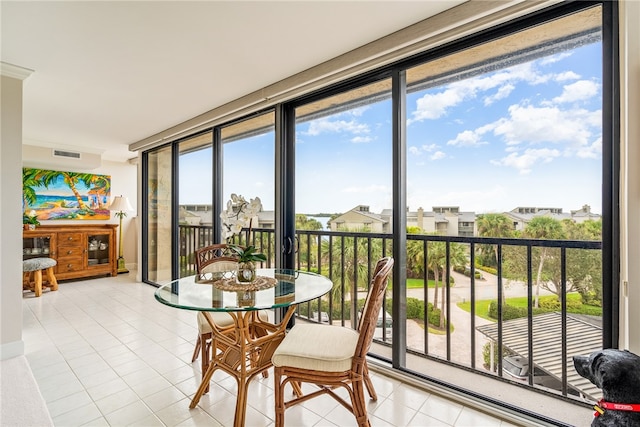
left=1, top=70, right=30, bottom=359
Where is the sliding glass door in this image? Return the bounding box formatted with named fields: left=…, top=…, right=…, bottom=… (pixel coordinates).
left=144, top=145, right=173, bottom=284
left=178, top=132, right=213, bottom=277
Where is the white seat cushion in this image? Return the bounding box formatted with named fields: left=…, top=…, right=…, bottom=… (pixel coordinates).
left=197, top=310, right=269, bottom=333
left=197, top=311, right=234, bottom=333
left=272, top=323, right=359, bottom=372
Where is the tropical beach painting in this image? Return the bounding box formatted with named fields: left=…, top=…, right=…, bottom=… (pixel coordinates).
left=22, top=168, right=111, bottom=220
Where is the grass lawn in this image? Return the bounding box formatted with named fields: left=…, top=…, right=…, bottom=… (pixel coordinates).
left=457, top=293, right=602, bottom=321
left=391, top=278, right=451, bottom=289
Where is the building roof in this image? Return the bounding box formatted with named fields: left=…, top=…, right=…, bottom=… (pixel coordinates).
left=476, top=312, right=602, bottom=400
left=331, top=206, right=386, bottom=225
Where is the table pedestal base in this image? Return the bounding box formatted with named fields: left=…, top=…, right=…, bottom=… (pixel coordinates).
left=189, top=306, right=297, bottom=427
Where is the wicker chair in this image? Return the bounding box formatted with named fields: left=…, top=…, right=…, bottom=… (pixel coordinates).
left=272, top=257, right=394, bottom=427
left=191, top=244, right=240, bottom=376
left=191, top=243, right=269, bottom=380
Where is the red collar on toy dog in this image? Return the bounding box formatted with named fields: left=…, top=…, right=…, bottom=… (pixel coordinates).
left=594, top=399, right=640, bottom=417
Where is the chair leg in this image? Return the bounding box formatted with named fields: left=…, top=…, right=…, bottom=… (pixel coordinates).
left=191, top=335, right=201, bottom=363
left=363, top=361, right=377, bottom=400
left=292, top=380, right=303, bottom=398
left=351, top=379, right=371, bottom=427
left=200, top=333, right=211, bottom=375
left=274, top=367, right=285, bottom=427
left=33, top=270, right=42, bottom=297
left=200, top=332, right=212, bottom=394
left=45, top=267, right=58, bottom=291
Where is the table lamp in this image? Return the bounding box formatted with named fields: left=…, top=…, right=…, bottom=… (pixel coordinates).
left=109, top=195, right=134, bottom=274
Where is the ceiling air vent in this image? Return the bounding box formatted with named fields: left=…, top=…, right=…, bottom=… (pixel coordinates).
left=52, top=149, right=81, bottom=159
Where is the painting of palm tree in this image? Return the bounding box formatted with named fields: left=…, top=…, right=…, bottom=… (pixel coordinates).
left=22, top=168, right=111, bottom=220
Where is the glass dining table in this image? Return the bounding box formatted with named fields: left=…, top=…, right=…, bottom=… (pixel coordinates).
left=154, top=268, right=333, bottom=427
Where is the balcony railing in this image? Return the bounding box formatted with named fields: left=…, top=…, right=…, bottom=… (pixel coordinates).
left=178, top=224, right=603, bottom=403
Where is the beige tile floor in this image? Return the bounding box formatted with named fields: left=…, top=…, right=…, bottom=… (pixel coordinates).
left=22, top=273, right=523, bottom=427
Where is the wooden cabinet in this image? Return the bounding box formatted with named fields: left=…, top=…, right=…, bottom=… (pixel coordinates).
left=23, top=224, right=118, bottom=281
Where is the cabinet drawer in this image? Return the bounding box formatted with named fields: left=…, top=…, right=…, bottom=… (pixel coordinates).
left=59, top=233, right=83, bottom=245
left=56, top=257, right=84, bottom=273
left=58, top=246, right=84, bottom=257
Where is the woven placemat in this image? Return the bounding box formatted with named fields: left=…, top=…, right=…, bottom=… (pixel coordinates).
left=213, top=275, right=277, bottom=292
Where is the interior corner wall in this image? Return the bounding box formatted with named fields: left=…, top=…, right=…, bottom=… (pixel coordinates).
left=1, top=74, right=26, bottom=359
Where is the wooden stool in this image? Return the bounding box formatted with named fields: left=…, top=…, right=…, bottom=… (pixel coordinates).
left=23, top=258, right=58, bottom=297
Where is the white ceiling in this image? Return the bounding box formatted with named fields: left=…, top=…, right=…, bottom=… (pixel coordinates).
left=2, top=1, right=464, bottom=163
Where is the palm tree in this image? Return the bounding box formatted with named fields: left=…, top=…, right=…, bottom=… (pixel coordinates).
left=427, top=240, right=466, bottom=328
left=296, top=214, right=323, bottom=268
left=476, top=213, right=513, bottom=304
left=88, top=175, right=111, bottom=208
left=59, top=172, right=96, bottom=210
left=523, top=216, right=566, bottom=307
left=22, top=168, right=43, bottom=209
left=426, top=240, right=446, bottom=316
left=320, top=229, right=384, bottom=324
left=406, top=227, right=426, bottom=278
left=476, top=213, right=514, bottom=264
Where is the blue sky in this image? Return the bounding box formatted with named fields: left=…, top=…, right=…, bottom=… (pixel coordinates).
left=181, top=40, right=602, bottom=217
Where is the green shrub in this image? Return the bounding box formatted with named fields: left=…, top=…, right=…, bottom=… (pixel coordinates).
left=482, top=342, right=512, bottom=372
left=403, top=297, right=441, bottom=327
left=454, top=265, right=484, bottom=280
left=406, top=297, right=424, bottom=319
left=487, top=300, right=528, bottom=321
left=539, top=297, right=582, bottom=311
left=428, top=304, right=441, bottom=327
left=478, top=265, right=497, bottom=276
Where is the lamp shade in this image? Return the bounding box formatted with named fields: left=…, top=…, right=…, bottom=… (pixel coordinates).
left=108, top=196, right=133, bottom=212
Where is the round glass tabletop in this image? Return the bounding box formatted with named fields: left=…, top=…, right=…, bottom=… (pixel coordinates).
left=154, top=268, right=333, bottom=312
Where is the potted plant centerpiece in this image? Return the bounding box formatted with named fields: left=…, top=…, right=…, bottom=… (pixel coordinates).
left=220, top=194, right=266, bottom=283
left=23, top=210, right=40, bottom=230
left=229, top=244, right=267, bottom=283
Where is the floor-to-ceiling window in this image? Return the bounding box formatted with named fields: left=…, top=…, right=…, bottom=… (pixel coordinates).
left=178, top=131, right=213, bottom=277
left=403, top=4, right=606, bottom=396
left=140, top=1, right=616, bottom=419
left=293, top=79, right=394, bottom=330
left=220, top=112, right=276, bottom=256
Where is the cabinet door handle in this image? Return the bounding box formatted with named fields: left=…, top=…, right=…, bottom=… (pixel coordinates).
left=67, top=250, right=73, bottom=255
left=68, top=237, right=73, bottom=240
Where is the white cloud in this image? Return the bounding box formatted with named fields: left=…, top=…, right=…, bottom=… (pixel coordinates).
left=409, top=86, right=468, bottom=122
left=552, top=80, right=599, bottom=104
left=304, top=117, right=370, bottom=136
left=555, top=71, right=581, bottom=81
left=421, top=143, right=438, bottom=152
left=574, top=136, right=602, bottom=159
left=351, top=136, right=372, bottom=144
left=408, top=61, right=555, bottom=125
left=491, top=148, right=561, bottom=174
left=446, top=129, right=488, bottom=147
left=350, top=106, right=370, bottom=117
left=492, top=103, right=600, bottom=148
left=430, top=151, right=446, bottom=160
left=408, top=146, right=421, bottom=156
left=539, top=51, right=573, bottom=65
left=484, top=84, right=515, bottom=106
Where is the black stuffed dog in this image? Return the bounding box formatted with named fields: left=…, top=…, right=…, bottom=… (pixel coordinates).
left=573, top=349, right=640, bottom=427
